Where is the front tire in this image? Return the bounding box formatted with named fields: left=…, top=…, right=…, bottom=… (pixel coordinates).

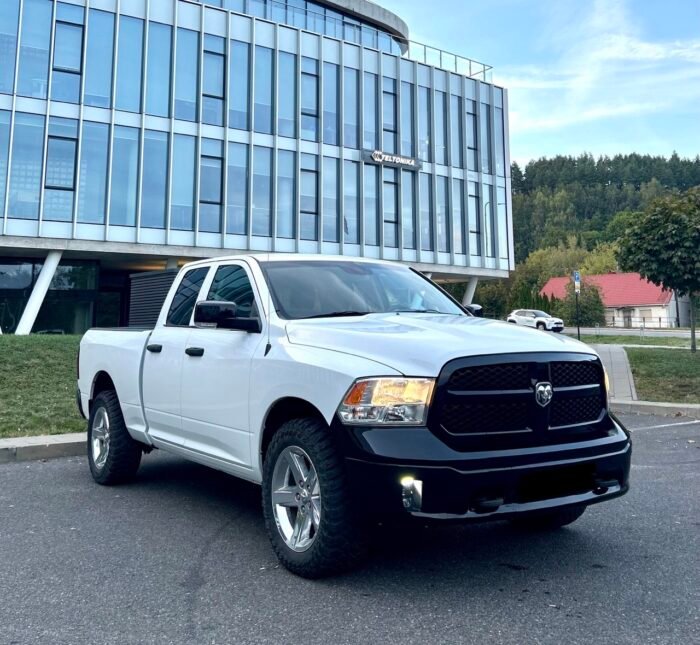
left=262, top=418, right=368, bottom=578
left=509, top=505, right=586, bottom=530
left=87, top=390, right=141, bottom=485
left=536, top=322, right=546, bottom=331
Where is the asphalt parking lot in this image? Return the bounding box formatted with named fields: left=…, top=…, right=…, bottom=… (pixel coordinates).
left=1, top=413, right=698, bottom=645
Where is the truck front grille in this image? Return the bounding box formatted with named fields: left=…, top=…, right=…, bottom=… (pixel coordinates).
left=430, top=352, right=609, bottom=449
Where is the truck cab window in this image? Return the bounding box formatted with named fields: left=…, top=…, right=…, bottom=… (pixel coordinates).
left=207, top=264, right=257, bottom=318
left=166, top=267, right=209, bottom=326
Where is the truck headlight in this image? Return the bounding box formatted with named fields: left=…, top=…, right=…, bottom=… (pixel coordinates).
left=337, top=378, right=435, bottom=425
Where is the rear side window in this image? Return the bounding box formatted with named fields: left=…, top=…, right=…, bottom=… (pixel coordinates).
left=166, top=267, right=209, bottom=326
left=207, top=264, right=257, bottom=318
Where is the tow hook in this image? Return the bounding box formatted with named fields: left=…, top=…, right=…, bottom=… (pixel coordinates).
left=593, top=479, right=618, bottom=495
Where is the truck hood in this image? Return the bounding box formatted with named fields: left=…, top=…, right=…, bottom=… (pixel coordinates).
left=285, top=314, right=596, bottom=376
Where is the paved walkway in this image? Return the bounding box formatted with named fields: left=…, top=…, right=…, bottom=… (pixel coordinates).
left=592, top=344, right=638, bottom=401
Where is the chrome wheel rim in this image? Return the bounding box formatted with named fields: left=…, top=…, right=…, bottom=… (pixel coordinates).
left=271, top=446, right=321, bottom=552
left=91, top=407, right=110, bottom=470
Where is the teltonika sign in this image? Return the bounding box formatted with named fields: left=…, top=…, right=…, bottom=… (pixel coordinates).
left=363, top=150, right=422, bottom=170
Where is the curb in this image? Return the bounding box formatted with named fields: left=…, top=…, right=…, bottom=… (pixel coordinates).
left=0, top=432, right=86, bottom=464
left=610, top=400, right=700, bottom=419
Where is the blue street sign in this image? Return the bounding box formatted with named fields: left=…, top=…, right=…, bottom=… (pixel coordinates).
left=573, top=271, right=581, bottom=282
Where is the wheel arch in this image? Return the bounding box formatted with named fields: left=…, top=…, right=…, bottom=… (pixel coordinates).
left=260, top=397, right=327, bottom=461
left=90, top=371, right=117, bottom=410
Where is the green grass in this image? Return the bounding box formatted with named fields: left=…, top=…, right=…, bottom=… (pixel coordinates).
left=578, top=334, right=690, bottom=348
left=0, top=335, right=85, bottom=439
left=625, top=348, right=700, bottom=404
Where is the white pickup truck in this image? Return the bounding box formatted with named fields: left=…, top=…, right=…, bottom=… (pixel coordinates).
left=78, top=255, right=631, bottom=577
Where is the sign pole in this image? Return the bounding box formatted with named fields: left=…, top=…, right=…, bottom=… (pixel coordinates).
left=573, top=270, right=581, bottom=340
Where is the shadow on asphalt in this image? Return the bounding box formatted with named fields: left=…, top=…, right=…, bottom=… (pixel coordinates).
left=122, top=454, right=620, bottom=590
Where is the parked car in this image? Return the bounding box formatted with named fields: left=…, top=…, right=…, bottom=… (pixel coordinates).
left=507, top=309, right=564, bottom=332
left=77, top=255, right=630, bottom=578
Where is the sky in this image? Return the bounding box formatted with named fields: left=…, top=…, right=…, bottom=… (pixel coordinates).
left=379, top=0, right=700, bottom=165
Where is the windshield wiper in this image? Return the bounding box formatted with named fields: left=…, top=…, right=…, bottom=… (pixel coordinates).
left=300, top=310, right=370, bottom=319
left=392, top=309, right=453, bottom=314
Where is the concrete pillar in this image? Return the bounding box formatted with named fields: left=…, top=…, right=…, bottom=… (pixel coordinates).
left=462, top=277, right=479, bottom=305
left=165, top=258, right=179, bottom=270
left=15, top=251, right=63, bottom=335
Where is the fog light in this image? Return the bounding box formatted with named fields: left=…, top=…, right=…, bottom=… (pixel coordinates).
left=400, top=476, right=423, bottom=512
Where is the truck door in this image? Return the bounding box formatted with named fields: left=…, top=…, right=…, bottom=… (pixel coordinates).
left=142, top=266, right=210, bottom=447
left=179, top=262, right=263, bottom=468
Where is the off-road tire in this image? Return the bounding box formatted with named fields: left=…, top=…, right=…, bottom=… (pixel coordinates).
left=262, top=418, right=369, bottom=578
left=88, top=390, right=142, bottom=485
left=509, top=505, right=586, bottom=531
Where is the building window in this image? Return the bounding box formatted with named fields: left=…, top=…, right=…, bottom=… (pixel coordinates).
left=363, top=72, right=377, bottom=149
left=436, top=175, right=449, bottom=253
left=229, top=41, right=250, bottom=130
left=343, top=68, right=359, bottom=149
left=497, top=186, right=508, bottom=259
left=401, top=170, right=416, bottom=249
left=434, top=91, right=447, bottom=165
left=252, top=146, right=272, bottom=237
left=254, top=46, right=274, bottom=134
left=203, top=35, right=225, bottom=126
left=483, top=184, right=495, bottom=257
left=383, top=167, right=398, bottom=248
left=0, top=1, right=20, bottom=94
left=278, top=52, right=297, bottom=138
left=323, top=62, right=339, bottom=145
left=480, top=102, right=492, bottom=174
left=175, top=28, right=199, bottom=122
left=51, top=4, right=84, bottom=104
left=452, top=179, right=465, bottom=254
left=468, top=180, right=481, bottom=255
left=276, top=149, right=295, bottom=238
left=227, top=142, right=248, bottom=235
left=418, top=86, right=431, bottom=162
left=199, top=138, right=223, bottom=233
left=495, top=106, right=506, bottom=177
left=419, top=172, right=433, bottom=251
left=382, top=77, right=397, bottom=154
left=83, top=10, right=114, bottom=108
left=301, top=58, right=319, bottom=141
left=171, top=134, right=196, bottom=231
left=141, top=131, right=169, bottom=229
left=343, top=160, right=359, bottom=244
left=300, top=153, right=318, bottom=240
left=450, top=94, right=463, bottom=168
left=110, top=126, right=139, bottom=226
left=115, top=16, right=144, bottom=113
left=44, top=117, right=78, bottom=222
left=0, top=111, right=11, bottom=217
left=323, top=157, right=339, bottom=243
left=8, top=112, right=44, bottom=219
left=363, top=164, right=379, bottom=246
left=17, top=0, right=52, bottom=99
left=362, top=24, right=378, bottom=49
left=77, top=121, right=109, bottom=224
left=466, top=100, right=477, bottom=171
left=145, top=22, right=172, bottom=118
left=344, top=17, right=361, bottom=45
left=400, top=82, right=414, bottom=158
left=325, top=9, right=343, bottom=38
left=288, top=0, right=307, bottom=28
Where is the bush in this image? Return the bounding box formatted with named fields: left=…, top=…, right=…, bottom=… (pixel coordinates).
left=555, top=282, right=606, bottom=326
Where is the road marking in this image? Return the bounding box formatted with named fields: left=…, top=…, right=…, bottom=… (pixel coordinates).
left=628, top=419, right=700, bottom=431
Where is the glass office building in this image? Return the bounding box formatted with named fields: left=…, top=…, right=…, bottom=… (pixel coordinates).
left=0, top=0, right=512, bottom=334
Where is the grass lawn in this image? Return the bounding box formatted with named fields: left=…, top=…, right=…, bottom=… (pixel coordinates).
left=577, top=334, right=689, bottom=348
left=0, top=335, right=85, bottom=439
left=625, top=348, right=700, bottom=404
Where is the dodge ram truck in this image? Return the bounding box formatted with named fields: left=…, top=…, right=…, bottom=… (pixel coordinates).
left=77, top=255, right=631, bottom=577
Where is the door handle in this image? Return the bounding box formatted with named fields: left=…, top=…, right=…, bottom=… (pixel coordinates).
left=185, top=347, right=205, bottom=357
left=146, top=344, right=162, bottom=353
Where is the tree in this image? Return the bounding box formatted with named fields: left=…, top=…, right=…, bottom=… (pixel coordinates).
left=580, top=242, right=619, bottom=275
left=618, top=188, right=700, bottom=352
left=554, top=282, right=606, bottom=327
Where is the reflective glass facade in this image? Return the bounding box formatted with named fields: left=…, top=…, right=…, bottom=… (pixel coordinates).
left=0, top=0, right=511, bottom=280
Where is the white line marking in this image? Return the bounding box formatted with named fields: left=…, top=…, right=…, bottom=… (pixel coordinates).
left=628, top=420, right=700, bottom=431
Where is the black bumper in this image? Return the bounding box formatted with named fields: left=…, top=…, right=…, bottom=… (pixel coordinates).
left=335, top=416, right=631, bottom=519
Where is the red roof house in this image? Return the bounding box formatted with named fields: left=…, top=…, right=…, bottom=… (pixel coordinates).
left=540, top=272, right=688, bottom=328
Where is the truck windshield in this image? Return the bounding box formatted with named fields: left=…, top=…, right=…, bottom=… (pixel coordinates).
left=260, top=261, right=465, bottom=320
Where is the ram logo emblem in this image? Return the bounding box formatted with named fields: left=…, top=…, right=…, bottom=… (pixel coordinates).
left=535, top=382, right=553, bottom=408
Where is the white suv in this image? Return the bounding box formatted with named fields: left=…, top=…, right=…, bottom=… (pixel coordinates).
left=507, top=309, right=564, bottom=332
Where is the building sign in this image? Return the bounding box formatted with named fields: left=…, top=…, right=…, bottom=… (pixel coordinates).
left=363, top=150, right=422, bottom=171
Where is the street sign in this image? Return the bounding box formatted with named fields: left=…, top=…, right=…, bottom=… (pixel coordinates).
left=573, top=270, right=581, bottom=294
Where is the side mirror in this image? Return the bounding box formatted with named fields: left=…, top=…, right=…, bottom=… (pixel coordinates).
left=194, top=300, right=262, bottom=333
left=465, top=303, right=483, bottom=317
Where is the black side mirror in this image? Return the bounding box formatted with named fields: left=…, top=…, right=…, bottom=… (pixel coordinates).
left=465, top=304, right=483, bottom=317
left=194, top=301, right=262, bottom=333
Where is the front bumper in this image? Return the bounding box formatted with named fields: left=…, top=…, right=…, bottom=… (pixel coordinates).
left=336, top=416, right=631, bottom=519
